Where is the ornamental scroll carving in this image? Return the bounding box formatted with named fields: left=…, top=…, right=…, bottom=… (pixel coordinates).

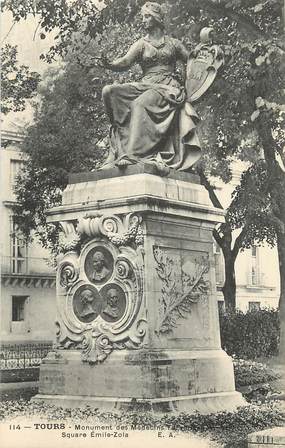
left=56, top=213, right=146, bottom=364
left=58, top=213, right=144, bottom=254
left=153, top=246, right=210, bottom=334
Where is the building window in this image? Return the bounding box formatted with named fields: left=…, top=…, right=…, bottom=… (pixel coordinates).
left=12, top=296, right=28, bottom=321
left=10, top=218, right=28, bottom=274
left=213, top=241, right=224, bottom=285
left=248, top=301, right=261, bottom=311
left=249, top=246, right=259, bottom=286
left=10, top=159, right=25, bottom=189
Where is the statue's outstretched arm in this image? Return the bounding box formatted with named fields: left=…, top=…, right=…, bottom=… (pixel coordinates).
left=106, top=40, right=142, bottom=72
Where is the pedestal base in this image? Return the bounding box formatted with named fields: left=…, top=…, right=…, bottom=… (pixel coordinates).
left=33, top=391, right=244, bottom=414
left=34, top=349, right=245, bottom=414
left=40, top=169, right=244, bottom=414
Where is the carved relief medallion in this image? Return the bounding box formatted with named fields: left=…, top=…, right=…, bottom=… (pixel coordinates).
left=73, top=284, right=102, bottom=323
left=100, top=283, right=126, bottom=323
left=56, top=212, right=146, bottom=364
left=84, top=246, right=114, bottom=285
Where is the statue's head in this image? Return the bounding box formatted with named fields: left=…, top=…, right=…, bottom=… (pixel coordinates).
left=141, top=2, right=165, bottom=30
left=93, top=251, right=105, bottom=271
left=106, top=288, right=119, bottom=307
left=80, top=289, right=94, bottom=304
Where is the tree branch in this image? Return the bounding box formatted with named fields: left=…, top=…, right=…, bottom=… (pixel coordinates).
left=232, top=226, right=247, bottom=259
left=191, top=0, right=264, bottom=38
left=213, top=228, right=224, bottom=249
left=196, top=167, right=224, bottom=209
left=1, top=21, right=16, bottom=45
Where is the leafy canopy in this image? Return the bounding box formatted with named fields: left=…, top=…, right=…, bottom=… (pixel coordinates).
left=1, top=44, right=40, bottom=114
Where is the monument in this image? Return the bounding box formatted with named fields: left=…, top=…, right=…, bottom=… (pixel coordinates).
left=34, top=2, right=244, bottom=413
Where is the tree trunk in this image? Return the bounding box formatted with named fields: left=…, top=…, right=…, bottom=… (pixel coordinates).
left=221, top=249, right=237, bottom=311
left=257, top=116, right=285, bottom=361
left=277, top=230, right=285, bottom=361
left=199, top=170, right=241, bottom=311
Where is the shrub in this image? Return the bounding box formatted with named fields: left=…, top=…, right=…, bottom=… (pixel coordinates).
left=161, top=402, right=284, bottom=435
left=233, top=358, right=280, bottom=387
left=219, top=308, right=279, bottom=359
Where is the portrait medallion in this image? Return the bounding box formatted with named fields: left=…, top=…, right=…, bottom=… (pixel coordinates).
left=84, top=246, right=114, bottom=285
left=100, top=283, right=126, bottom=323
left=73, top=284, right=103, bottom=323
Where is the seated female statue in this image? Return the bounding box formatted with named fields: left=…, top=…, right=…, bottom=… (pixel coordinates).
left=101, top=1, right=201, bottom=172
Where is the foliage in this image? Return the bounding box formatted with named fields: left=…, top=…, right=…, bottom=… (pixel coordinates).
left=12, top=21, right=142, bottom=251
left=233, top=358, right=279, bottom=387
left=219, top=308, right=280, bottom=359
left=170, top=0, right=284, bottom=310
left=227, top=160, right=279, bottom=249
left=1, top=0, right=146, bottom=64
left=1, top=44, right=40, bottom=114
left=192, top=0, right=284, bottom=309
left=0, top=398, right=284, bottom=448
left=162, top=403, right=284, bottom=447
left=233, top=358, right=281, bottom=403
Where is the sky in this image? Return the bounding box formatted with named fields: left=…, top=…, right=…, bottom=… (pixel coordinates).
left=1, top=11, right=58, bottom=131
left=1, top=11, right=58, bottom=72
left=1, top=2, right=105, bottom=132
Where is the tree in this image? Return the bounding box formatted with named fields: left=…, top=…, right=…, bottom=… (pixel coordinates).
left=12, top=20, right=142, bottom=253
left=229, top=128, right=285, bottom=358
left=169, top=0, right=284, bottom=312
left=1, top=44, right=40, bottom=114
left=6, top=0, right=284, bottom=316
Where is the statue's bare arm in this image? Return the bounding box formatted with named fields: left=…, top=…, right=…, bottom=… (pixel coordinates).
left=105, top=41, right=142, bottom=72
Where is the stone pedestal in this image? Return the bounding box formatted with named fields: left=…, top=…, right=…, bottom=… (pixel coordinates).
left=34, top=166, right=244, bottom=413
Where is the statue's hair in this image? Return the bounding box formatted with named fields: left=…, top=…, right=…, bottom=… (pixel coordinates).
left=141, top=2, right=165, bottom=29
left=93, top=251, right=105, bottom=262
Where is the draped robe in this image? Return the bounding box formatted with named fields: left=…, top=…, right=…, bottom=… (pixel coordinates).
left=102, top=36, right=201, bottom=171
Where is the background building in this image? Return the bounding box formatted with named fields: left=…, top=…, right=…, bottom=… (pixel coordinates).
left=213, top=163, right=280, bottom=312
left=0, top=124, right=56, bottom=342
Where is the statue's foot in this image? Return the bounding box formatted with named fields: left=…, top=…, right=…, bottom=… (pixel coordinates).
left=145, top=154, right=170, bottom=177
left=115, top=155, right=138, bottom=168
left=115, top=159, right=133, bottom=167
left=98, top=161, right=116, bottom=170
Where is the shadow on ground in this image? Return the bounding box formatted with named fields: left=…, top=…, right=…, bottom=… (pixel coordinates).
left=0, top=386, right=38, bottom=401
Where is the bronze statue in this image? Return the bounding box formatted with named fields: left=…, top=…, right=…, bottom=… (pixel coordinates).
left=101, top=1, right=201, bottom=173
left=100, top=3, right=223, bottom=173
